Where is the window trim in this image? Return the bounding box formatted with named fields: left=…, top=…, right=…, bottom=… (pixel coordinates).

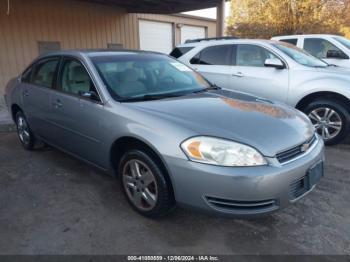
left=55, top=56, right=104, bottom=105
left=29, top=56, right=61, bottom=89
left=234, top=43, right=289, bottom=69
left=190, top=44, right=234, bottom=66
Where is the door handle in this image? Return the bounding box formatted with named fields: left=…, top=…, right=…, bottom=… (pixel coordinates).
left=232, top=72, right=244, bottom=77
left=53, top=99, right=63, bottom=108
left=23, top=90, right=29, bottom=97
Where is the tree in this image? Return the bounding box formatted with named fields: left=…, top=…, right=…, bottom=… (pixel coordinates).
left=226, top=0, right=350, bottom=39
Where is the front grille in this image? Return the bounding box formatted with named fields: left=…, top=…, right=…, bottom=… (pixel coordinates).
left=205, top=196, right=277, bottom=213
left=276, top=134, right=317, bottom=164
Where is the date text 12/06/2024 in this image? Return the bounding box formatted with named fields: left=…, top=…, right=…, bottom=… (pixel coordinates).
left=127, top=256, right=219, bottom=261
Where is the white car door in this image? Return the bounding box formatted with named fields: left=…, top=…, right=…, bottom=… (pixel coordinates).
left=189, top=44, right=233, bottom=89
left=229, top=44, right=290, bottom=103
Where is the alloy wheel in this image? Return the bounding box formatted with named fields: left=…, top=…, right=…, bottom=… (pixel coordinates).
left=122, top=159, right=158, bottom=211
left=17, top=116, right=31, bottom=145
left=308, top=107, right=342, bottom=141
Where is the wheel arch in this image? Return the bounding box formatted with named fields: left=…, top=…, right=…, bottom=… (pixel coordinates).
left=296, top=91, right=350, bottom=113
left=109, top=136, right=176, bottom=198
left=11, top=104, right=23, bottom=122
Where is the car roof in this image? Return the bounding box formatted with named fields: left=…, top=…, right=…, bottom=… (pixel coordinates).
left=177, top=39, right=280, bottom=48
left=272, top=34, right=339, bottom=39
left=38, top=49, right=165, bottom=59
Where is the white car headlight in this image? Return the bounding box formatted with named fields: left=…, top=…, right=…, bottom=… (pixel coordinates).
left=181, top=136, right=267, bottom=167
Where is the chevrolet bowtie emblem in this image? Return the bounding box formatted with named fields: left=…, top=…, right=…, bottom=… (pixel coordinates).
left=301, top=143, right=310, bottom=152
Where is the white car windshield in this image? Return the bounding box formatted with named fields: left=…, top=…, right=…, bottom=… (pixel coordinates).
left=273, top=43, right=328, bottom=68
left=91, top=53, right=211, bottom=101
left=333, top=36, right=350, bottom=51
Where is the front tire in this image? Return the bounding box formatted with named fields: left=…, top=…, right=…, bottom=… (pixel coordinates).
left=303, top=99, right=350, bottom=145
left=15, top=111, right=35, bottom=150
left=118, top=149, right=175, bottom=218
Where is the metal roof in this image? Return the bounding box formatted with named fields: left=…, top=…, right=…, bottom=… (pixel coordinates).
left=80, top=0, right=223, bottom=14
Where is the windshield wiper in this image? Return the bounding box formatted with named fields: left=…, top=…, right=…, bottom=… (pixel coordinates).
left=192, top=84, right=222, bottom=93
left=119, top=93, right=184, bottom=102
left=313, top=65, right=328, bottom=68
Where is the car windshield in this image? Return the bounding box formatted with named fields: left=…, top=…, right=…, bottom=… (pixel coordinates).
left=333, top=36, right=350, bottom=51
left=273, top=43, right=328, bottom=67
left=91, top=53, right=210, bottom=101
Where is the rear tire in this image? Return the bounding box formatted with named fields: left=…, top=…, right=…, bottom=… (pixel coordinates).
left=15, top=111, right=35, bottom=150
left=118, top=149, right=175, bottom=218
left=303, top=99, right=350, bottom=145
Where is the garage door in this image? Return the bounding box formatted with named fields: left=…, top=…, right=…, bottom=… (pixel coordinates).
left=181, top=25, right=206, bottom=44
left=139, top=20, right=173, bottom=54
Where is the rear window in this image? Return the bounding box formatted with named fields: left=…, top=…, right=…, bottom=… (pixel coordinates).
left=279, top=38, right=298, bottom=46
left=169, top=47, right=194, bottom=58
left=190, top=45, right=232, bottom=65
left=31, top=58, right=60, bottom=88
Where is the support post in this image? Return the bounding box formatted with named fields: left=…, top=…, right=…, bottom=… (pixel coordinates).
left=216, top=0, right=225, bottom=37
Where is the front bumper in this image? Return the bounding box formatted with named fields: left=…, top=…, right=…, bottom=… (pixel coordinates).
left=165, top=137, right=325, bottom=217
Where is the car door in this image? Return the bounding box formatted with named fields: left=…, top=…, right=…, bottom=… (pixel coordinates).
left=21, top=57, right=60, bottom=138
left=302, top=37, right=350, bottom=67
left=230, top=44, right=289, bottom=103
left=48, top=57, right=107, bottom=166
left=189, top=44, right=233, bottom=89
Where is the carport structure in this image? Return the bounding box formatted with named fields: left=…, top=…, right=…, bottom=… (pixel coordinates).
left=0, top=0, right=226, bottom=96
left=82, top=0, right=227, bottom=36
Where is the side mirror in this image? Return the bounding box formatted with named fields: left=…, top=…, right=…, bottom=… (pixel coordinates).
left=326, top=50, right=349, bottom=59
left=78, top=90, right=99, bottom=101
left=264, top=58, right=285, bottom=69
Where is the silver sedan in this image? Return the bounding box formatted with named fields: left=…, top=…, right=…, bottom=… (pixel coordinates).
left=4, top=50, right=324, bottom=218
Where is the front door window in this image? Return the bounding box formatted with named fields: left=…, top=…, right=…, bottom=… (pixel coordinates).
left=59, top=58, right=100, bottom=101
left=304, top=38, right=345, bottom=59
left=236, top=44, right=278, bottom=67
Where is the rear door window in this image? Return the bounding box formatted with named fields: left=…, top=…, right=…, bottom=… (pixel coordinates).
left=22, top=67, right=33, bottom=83
left=31, top=58, right=60, bottom=88
left=279, top=38, right=298, bottom=46
left=169, top=47, right=194, bottom=58
left=190, top=45, right=233, bottom=65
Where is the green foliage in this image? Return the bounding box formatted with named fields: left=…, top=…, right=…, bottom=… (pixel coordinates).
left=227, top=0, right=350, bottom=39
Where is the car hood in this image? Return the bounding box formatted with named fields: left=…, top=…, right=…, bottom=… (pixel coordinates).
left=129, top=90, right=314, bottom=157
left=315, top=66, right=350, bottom=77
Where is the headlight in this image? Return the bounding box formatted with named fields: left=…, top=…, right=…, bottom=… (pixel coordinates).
left=181, top=136, right=267, bottom=167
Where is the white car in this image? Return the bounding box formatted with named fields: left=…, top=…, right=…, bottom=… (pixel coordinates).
left=172, top=38, right=350, bottom=145
left=272, top=34, right=350, bottom=68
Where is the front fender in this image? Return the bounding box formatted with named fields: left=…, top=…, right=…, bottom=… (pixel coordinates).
left=289, top=77, right=350, bottom=107
left=103, top=103, right=196, bottom=193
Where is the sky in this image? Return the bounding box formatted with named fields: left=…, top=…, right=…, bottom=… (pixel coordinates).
left=182, top=2, right=231, bottom=20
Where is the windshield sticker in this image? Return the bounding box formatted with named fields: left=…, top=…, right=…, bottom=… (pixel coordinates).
left=170, top=62, right=191, bottom=71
